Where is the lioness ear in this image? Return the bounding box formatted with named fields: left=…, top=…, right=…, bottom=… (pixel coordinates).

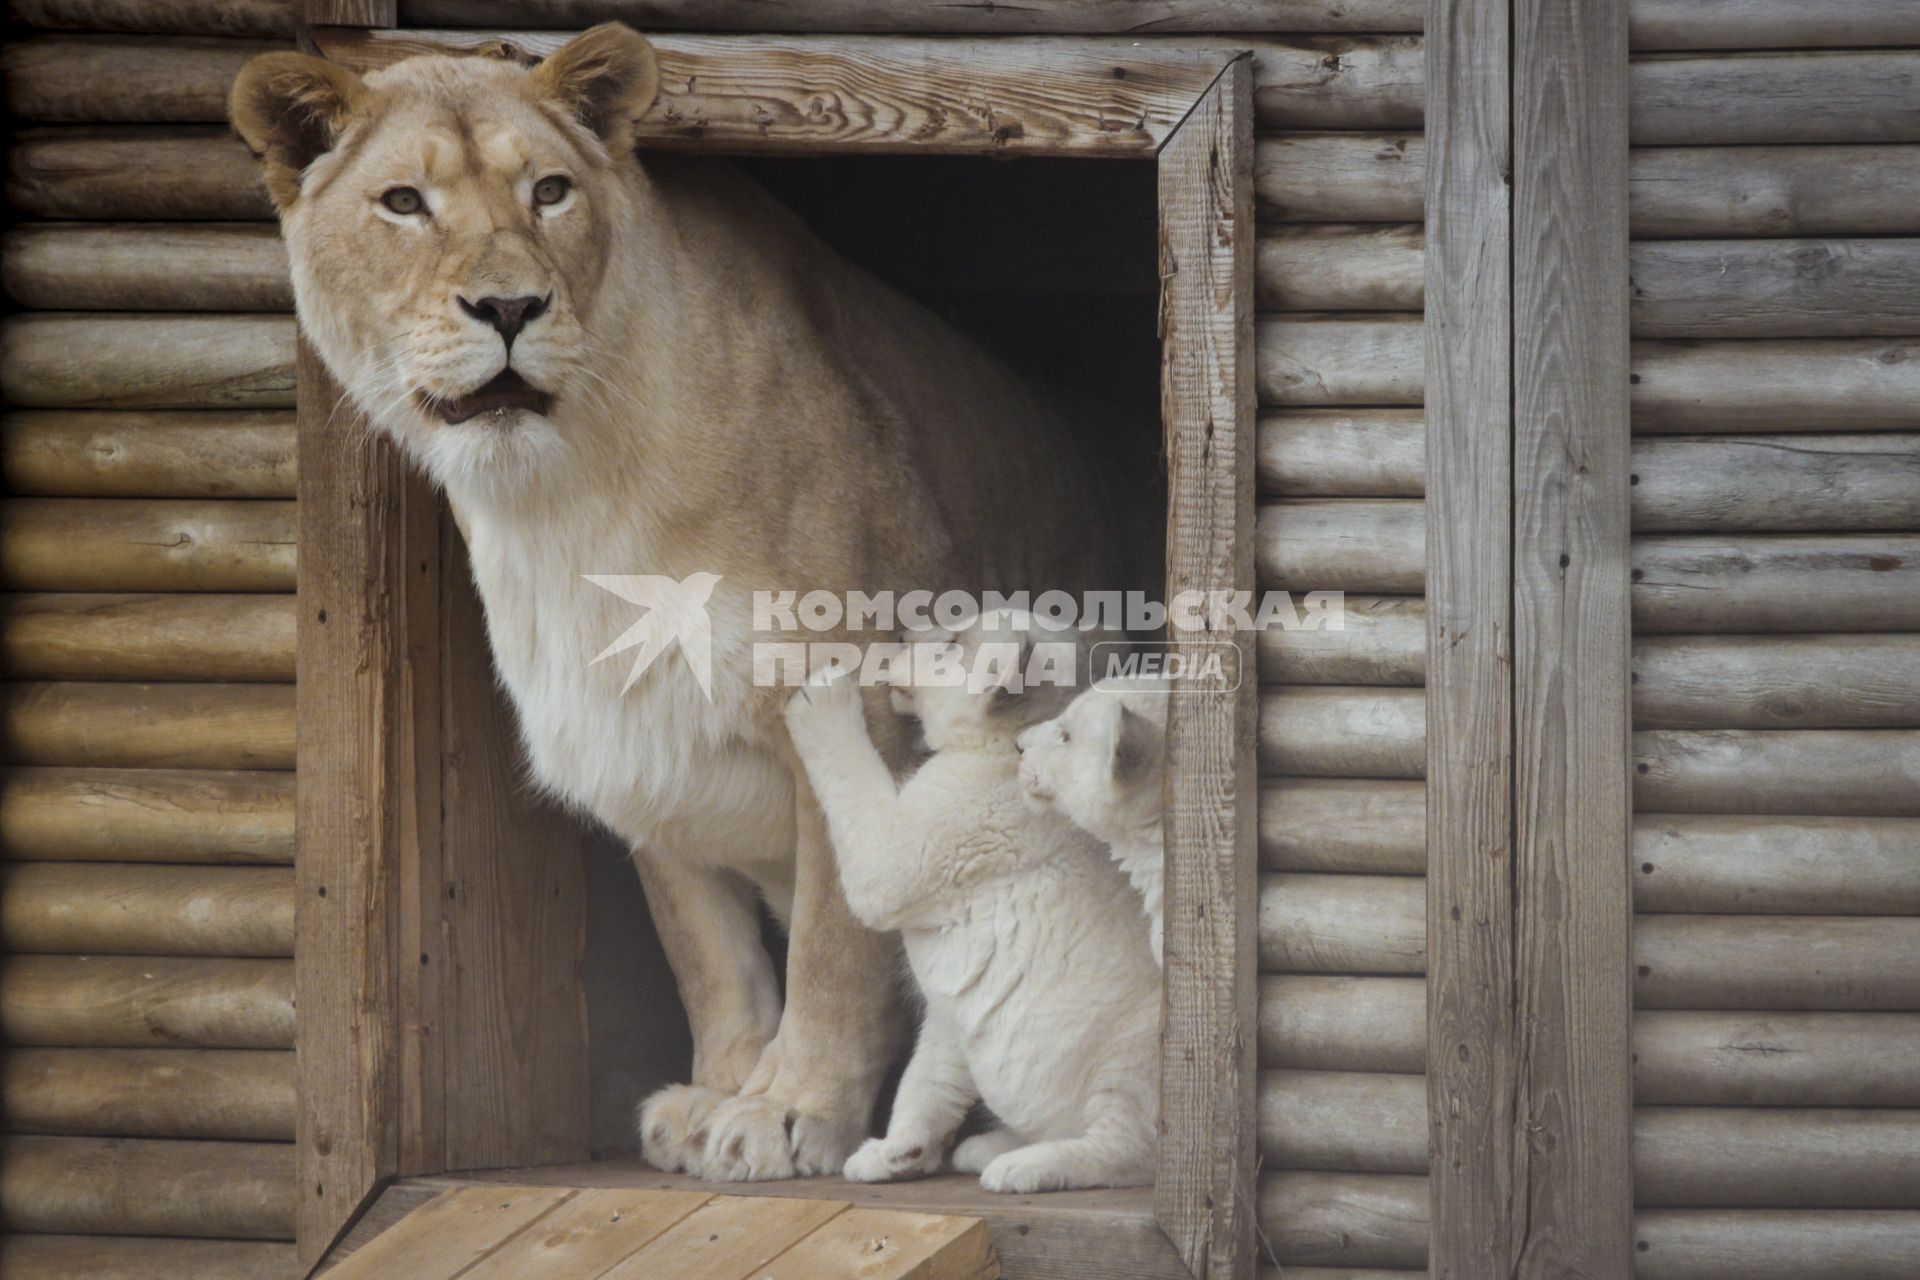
left=531, top=23, right=660, bottom=151
left=1110, top=705, right=1162, bottom=782
left=229, top=52, right=365, bottom=211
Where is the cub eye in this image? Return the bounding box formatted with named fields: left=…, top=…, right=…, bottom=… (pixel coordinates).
left=533, top=175, right=572, bottom=207
left=381, top=187, right=424, bottom=216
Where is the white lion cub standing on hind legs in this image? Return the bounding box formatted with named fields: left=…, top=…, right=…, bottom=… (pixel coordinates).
left=783, top=612, right=1160, bottom=1193
left=1017, top=679, right=1170, bottom=964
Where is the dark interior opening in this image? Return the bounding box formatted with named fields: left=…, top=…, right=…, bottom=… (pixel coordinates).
left=578, top=152, right=1164, bottom=1157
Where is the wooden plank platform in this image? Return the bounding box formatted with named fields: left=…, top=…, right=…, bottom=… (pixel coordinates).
left=325, top=1165, right=1186, bottom=1280
left=320, top=1182, right=998, bottom=1280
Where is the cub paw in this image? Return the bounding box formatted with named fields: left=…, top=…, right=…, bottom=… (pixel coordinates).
left=637, top=1083, right=729, bottom=1178
left=951, top=1128, right=1024, bottom=1175
left=783, top=665, right=865, bottom=741
left=843, top=1134, right=943, bottom=1184
left=980, top=1145, right=1076, bottom=1194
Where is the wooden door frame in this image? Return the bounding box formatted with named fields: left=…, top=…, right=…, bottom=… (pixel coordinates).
left=297, top=24, right=1259, bottom=1279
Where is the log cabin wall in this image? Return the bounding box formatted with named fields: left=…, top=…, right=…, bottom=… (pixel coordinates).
left=0, top=3, right=303, bottom=1277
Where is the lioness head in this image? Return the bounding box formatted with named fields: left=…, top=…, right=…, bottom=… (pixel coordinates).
left=230, top=25, right=660, bottom=485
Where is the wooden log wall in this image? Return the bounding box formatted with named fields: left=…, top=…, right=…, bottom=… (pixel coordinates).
left=0, top=6, right=298, bottom=1276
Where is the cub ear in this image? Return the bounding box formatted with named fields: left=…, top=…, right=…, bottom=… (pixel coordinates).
left=229, top=52, right=365, bottom=211
left=530, top=22, right=661, bottom=151
left=1110, top=705, right=1163, bottom=782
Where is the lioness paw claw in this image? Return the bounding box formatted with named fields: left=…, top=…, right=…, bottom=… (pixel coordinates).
left=637, top=1083, right=728, bottom=1178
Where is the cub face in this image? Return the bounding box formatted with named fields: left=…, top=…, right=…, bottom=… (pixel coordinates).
left=887, top=610, right=1086, bottom=752
left=228, top=24, right=661, bottom=486
left=1017, top=680, right=1168, bottom=842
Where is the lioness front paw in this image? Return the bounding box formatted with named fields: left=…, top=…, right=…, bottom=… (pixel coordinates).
left=637, top=1083, right=729, bottom=1179
left=699, top=1093, right=866, bottom=1182
left=843, top=1134, right=944, bottom=1184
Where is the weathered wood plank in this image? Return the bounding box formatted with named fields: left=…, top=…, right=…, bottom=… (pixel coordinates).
left=1259, top=780, right=1425, bottom=874
left=1258, top=872, right=1425, bottom=973
left=1257, top=500, right=1424, bottom=592
left=1631, top=239, right=1920, bottom=338
left=319, top=1186, right=575, bottom=1280
left=1633, top=1209, right=1920, bottom=1280
left=0, top=954, right=294, bottom=1048
left=1631, top=535, right=1920, bottom=634
left=759, top=1205, right=998, bottom=1280
left=0, top=314, right=296, bottom=409
left=1631, top=147, right=1920, bottom=239
left=0, top=766, right=294, bottom=864
left=1154, top=59, right=1258, bottom=1280
left=1636, top=915, right=1920, bottom=1009
left=1, top=1047, right=295, bottom=1140
left=1256, top=594, right=1425, bottom=686
left=1261, top=1171, right=1429, bottom=1270
left=10, top=0, right=298, bottom=37
left=0, top=1134, right=295, bottom=1238
left=1, top=410, right=295, bottom=498
left=456, top=1188, right=713, bottom=1279
left=1632, top=52, right=1920, bottom=146
left=1256, top=225, right=1423, bottom=312
left=3, top=223, right=290, bottom=312
left=1634, top=815, right=1920, bottom=916
left=1258, top=1070, right=1428, bottom=1175
left=3, top=680, right=295, bottom=770
left=1257, top=410, right=1424, bottom=498
left=1631, top=338, right=1920, bottom=433
left=1, top=35, right=282, bottom=123
left=7, top=126, right=271, bottom=220
left=1634, top=729, right=1920, bottom=817
left=0, top=593, right=295, bottom=682
left=597, top=1195, right=850, bottom=1280
left=1259, top=975, right=1427, bottom=1074
left=0, top=497, right=295, bottom=592
left=1633, top=635, right=1920, bottom=730
left=1636, top=1109, right=1920, bottom=1208
left=1631, top=0, right=1920, bottom=50
left=1635, top=1012, right=1920, bottom=1107
left=0, top=1233, right=301, bottom=1280
left=389, top=0, right=1431, bottom=32
left=0, top=863, right=293, bottom=957
left=1254, top=134, right=1424, bottom=223
left=1632, top=434, right=1920, bottom=533
left=1257, top=315, right=1423, bottom=406
left=1258, top=686, right=1424, bottom=778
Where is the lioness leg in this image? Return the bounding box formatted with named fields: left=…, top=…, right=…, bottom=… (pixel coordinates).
left=699, top=776, right=905, bottom=1181
left=632, top=852, right=781, bottom=1176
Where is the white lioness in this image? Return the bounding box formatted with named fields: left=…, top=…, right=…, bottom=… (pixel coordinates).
left=783, top=614, right=1159, bottom=1192
left=1017, top=679, right=1169, bottom=963
left=231, top=24, right=1135, bottom=1180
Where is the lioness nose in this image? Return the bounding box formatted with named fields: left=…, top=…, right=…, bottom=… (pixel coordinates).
left=459, top=293, right=549, bottom=346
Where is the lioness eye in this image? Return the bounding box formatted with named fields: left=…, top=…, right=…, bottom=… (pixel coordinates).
left=381, top=187, right=424, bottom=216
left=533, top=175, right=571, bottom=207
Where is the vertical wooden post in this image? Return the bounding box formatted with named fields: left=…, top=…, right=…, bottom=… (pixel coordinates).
left=1427, top=0, right=1634, bottom=1273
left=1511, top=0, right=1635, bottom=1270
left=1155, top=56, right=1258, bottom=1280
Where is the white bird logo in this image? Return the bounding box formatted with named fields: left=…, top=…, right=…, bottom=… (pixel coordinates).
left=584, top=572, right=722, bottom=698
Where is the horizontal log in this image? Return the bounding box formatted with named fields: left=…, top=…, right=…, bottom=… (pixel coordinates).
left=1260, top=1171, right=1428, bottom=1270
left=2, top=36, right=282, bottom=123
left=1636, top=915, right=1920, bottom=1010
left=1256, top=226, right=1422, bottom=313
left=1259, top=873, right=1424, bottom=974
left=0, top=593, right=295, bottom=682
left=1632, top=339, right=1920, bottom=433
left=1258, top=1070, right=1426, bottom=1174
left=1636, top=1011, right=1920, bottom=1107
left=1256, top=595, right=1425, bottom=686
left=1634, top=1210, right=1920, bottom=1280
left=1632, top=0, right=1920, bottom=50
left=7, top=126, right=271, bottom=220
left=9, top=0, right=297, bottom=37
left=4, top=223, right=290, bottom=312
left=1632, top=52, right=1920, bottom=147
left=1257, top=500, right=1425, bottom=593
left=0, top=1234, right=300, bottom=1280
left=0, top=1134, right=293, bottom=1238
left=1259, top=975, right=1425, bottom=1074
left=1254, top=134, right=1423, bottom=224
left=0, top=314, right=296, bottom=409
left=1258, top=315, right=1423, bottom=407
left=1635, top=815, right=1920, bottom=916
left=1257, top=409, right=1424, bottom=498
left=1, top=410, right=296, bottom=497
left=1637, top=1108, right=1920, bottom=1209
left=1260, top=780, right=1425, bottom=875
left=1632, top=146, right=1920, bottom=239
left=1258, top=687, right=1425, bottom=779
left=1632, top=239, right=1920, bottom=339
left=1635, top=729, right=1920, bottom=817
left=0, top=863, right=294, bottom=957
left=3, top=681, right=296, bottom=770
left=1, top=1048, right=295, bottom=1140
left=0, top=954, right=294, bottom=1048
left=1243, top=37, right=1422, bottom=130
left=0, top=767, right=294, bottom=864
left=1633, top=635, right=1920, bottom=731
left=0, top=498, right=296, bottom=592
left=1259, top=1271, right=1422, bottom=1280
left=1633, top=434, right=1920, bottom=533
left=1632, top=536, right=1920, bottom=634
left=391, top=0, right=1429, bottom=33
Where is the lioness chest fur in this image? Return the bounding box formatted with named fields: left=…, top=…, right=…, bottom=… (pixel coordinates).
left=230, top=23, right=1134, bottom=1181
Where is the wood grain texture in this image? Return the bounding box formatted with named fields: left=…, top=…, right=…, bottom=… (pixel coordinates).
left=1154, top=58, right=1257, bottom=1280
left=456, top=1187, right=713, bottom=1280
left=1631, top=535, right=1920, bottom=634
left=1421, top=0, right=1512, bottom=1270
left=309, top=0, right=395, bottom=24
left=0, top=862, right=294, bottom=956
left=2, top=35, right=282, bottom=123
left=1258, top=1070, right=1428, bottom=1174
left=1259, top=779, right=1425, bottom=874
left=1632, top=51, right=1920, bottom=146
left=0, top=497, right=295, bottom=592
left=1257, top=686, right=1424, bottom=778
left=1257, top=500, right=1425, bottom=592
left=1, top=1047, right=295, bottom=1140
left=1257, top=410, right=1425, bottom=498
left=1254, top=133, right=1423, bottom=223
left=1632, top=433, right=1920, bottom=533
left=1633, top=1209, right=1920, bottom=1280
left=1256, top=314, right=1423, bottom=405
left=1631, top=0, right=1920, bottom=49
left=1633, top=815, right=1920, bottom=915
left=389, top=0, right=1429, bottom=32
left=1260, top=1171, right=1429, bottom=1269
left=318, top=29, right=1227, bottom=158
left=1635, top=915, right=1920, bottom=1009
left=1635, top=1109, right=1920, bottom=1208
left=1258, top=872, right=1425, bottom=973
left=0, top=1233, right=300, bottom=1280
left=0, top=954, right=293, bottom=1047
left=1259, top=975, right=1426, bottom=1074
left=3, top=680, right=294, bottom=769
left=320, top=1186, right=576, bottom=1280
left=3, top=223, right=291, bottom=312
left=1, top=410, right=295, bottom=497
left=0, top=766, right=294, bottom=864
left=1631, top=239, right=1920, bottom=338
left=1631, top=338, right=1920, bottom=433
left=1256, top=225, right=1423, bottom=312
left=7, top=126, right=271, bottom=220
left=10, top=0, right=298, bottom=36
left=0, top=314, right=296, bottom=409
left=1630, top=146, right=1920, bottom=239
left=1633, top=729, right=1920, bottom=816
left=1632, top=634, right=1920, bottom=730
left=0, top=1134, right=294, bottom=1238
left=0, top=592, right=295, bottom=681
left=1256, top=594, right=1425, bottom=686
left=1635, top=1012, right=1920, bottom=1107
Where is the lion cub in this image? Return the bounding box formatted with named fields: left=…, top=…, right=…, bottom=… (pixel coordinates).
left=1017, top=679, right=1169, bottom=964
left=782, top=613, right=1159, bottom=1193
